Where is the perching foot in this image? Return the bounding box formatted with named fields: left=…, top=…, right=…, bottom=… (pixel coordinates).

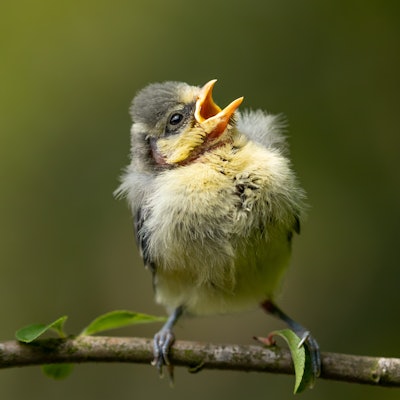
left=152, top=327, right=175, bottom=376
left=261, top=300, right=321, bottom=379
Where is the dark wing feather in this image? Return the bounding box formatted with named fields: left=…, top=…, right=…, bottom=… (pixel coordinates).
left=294, top=214, right=301, bottom=234
left=134, top=208, right=156, bottom=276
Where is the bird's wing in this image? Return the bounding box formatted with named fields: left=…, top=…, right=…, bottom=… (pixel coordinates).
left=134, top=207, right=156, bottom=276
left=293, top=214, right=301, bottom=235
left=116, top=167, right=157, bottom=274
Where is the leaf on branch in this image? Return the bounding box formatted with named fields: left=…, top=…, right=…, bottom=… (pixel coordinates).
left=268, top=329, right=315, bottom=394
left=80, top=310, right=166, bottom=336
left=15, top=316, right=68, bottom=343
left=42, top=364, right=74, bottom=380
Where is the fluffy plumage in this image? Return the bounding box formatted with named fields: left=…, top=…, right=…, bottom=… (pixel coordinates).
left=116, top=80, right=319, bottom=380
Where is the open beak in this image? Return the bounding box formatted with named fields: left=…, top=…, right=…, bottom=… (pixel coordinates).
left=195, top=79, right=244, bottom=139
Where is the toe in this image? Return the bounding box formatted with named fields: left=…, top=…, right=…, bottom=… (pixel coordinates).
left=297, top=330, right=321, bottom=378
left=152, top=329, right=176, bottom=377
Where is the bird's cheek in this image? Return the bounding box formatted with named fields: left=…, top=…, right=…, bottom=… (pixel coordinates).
left=150, top=138, right=193, bottom=166
left=150, top=139, right=169, bottom=166
left=151, top=130, right=206, bottom=166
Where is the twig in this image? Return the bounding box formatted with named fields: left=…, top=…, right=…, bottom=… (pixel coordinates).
left=0, top=336, right=399, bottom=387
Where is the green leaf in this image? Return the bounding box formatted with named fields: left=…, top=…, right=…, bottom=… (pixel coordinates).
left=15, top=316, right=68, bottom=343
left=42, top=364, right=74, bottom=380
left=49, top=316, right=68, bottom=338
left=80, top=310, right=166, bottom=336
left=268, top=329, right=314, bottom=394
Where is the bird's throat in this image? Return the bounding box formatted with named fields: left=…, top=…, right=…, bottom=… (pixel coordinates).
left=150, top=135, right=232, bottom=168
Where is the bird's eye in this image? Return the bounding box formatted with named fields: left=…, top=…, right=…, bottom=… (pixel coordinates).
left=165, top=106, right=193, bottom=136
left=169, top=113, right=183, bottom=126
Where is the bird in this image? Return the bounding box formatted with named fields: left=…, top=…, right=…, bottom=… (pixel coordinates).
left=116, top=79, right=321, bottom=381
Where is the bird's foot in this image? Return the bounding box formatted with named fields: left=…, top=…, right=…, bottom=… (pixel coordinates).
left=151, top=306, right=183, bottom=384
left=260, top=300, right=321, bottom=380
left=293, top=327, right=321, bottom=379
left=152, top=327, right=175, bottom=381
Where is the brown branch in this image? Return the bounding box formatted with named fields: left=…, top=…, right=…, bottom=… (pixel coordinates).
left=0, top=336, right=399, bottom=387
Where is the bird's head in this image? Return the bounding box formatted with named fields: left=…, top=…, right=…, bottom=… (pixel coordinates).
left=130, top=80, right=243, bottom=167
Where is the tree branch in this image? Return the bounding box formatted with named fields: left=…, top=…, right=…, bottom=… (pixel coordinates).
left=1, top=336, right=399, bottom=387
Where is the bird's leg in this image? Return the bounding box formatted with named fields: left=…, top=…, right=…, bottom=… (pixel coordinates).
left=260, top=300, right=321, bottom=378
left=152, top=305, right=184, bottom=378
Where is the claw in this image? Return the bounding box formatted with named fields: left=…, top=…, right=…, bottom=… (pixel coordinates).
left=302, top=332, right=321, bottom=378
left=297, top=330, right=310, bottom=348
left=152, top=327, right=175, bottom=377
left=293, top=327, right=321, bottom=378
left=261, top=300, right=321, bottom=379
left=151, top=306, right=184, bottom=382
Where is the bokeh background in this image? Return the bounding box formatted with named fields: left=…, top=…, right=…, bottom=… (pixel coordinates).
left=1, top=1, right=399, bottom=399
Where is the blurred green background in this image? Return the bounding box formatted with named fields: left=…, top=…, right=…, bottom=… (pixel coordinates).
left=1, top=0, right=399, bottom=399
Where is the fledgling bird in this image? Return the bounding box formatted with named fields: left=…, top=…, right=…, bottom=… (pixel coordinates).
left=116, top=79, right=321, bottom=380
